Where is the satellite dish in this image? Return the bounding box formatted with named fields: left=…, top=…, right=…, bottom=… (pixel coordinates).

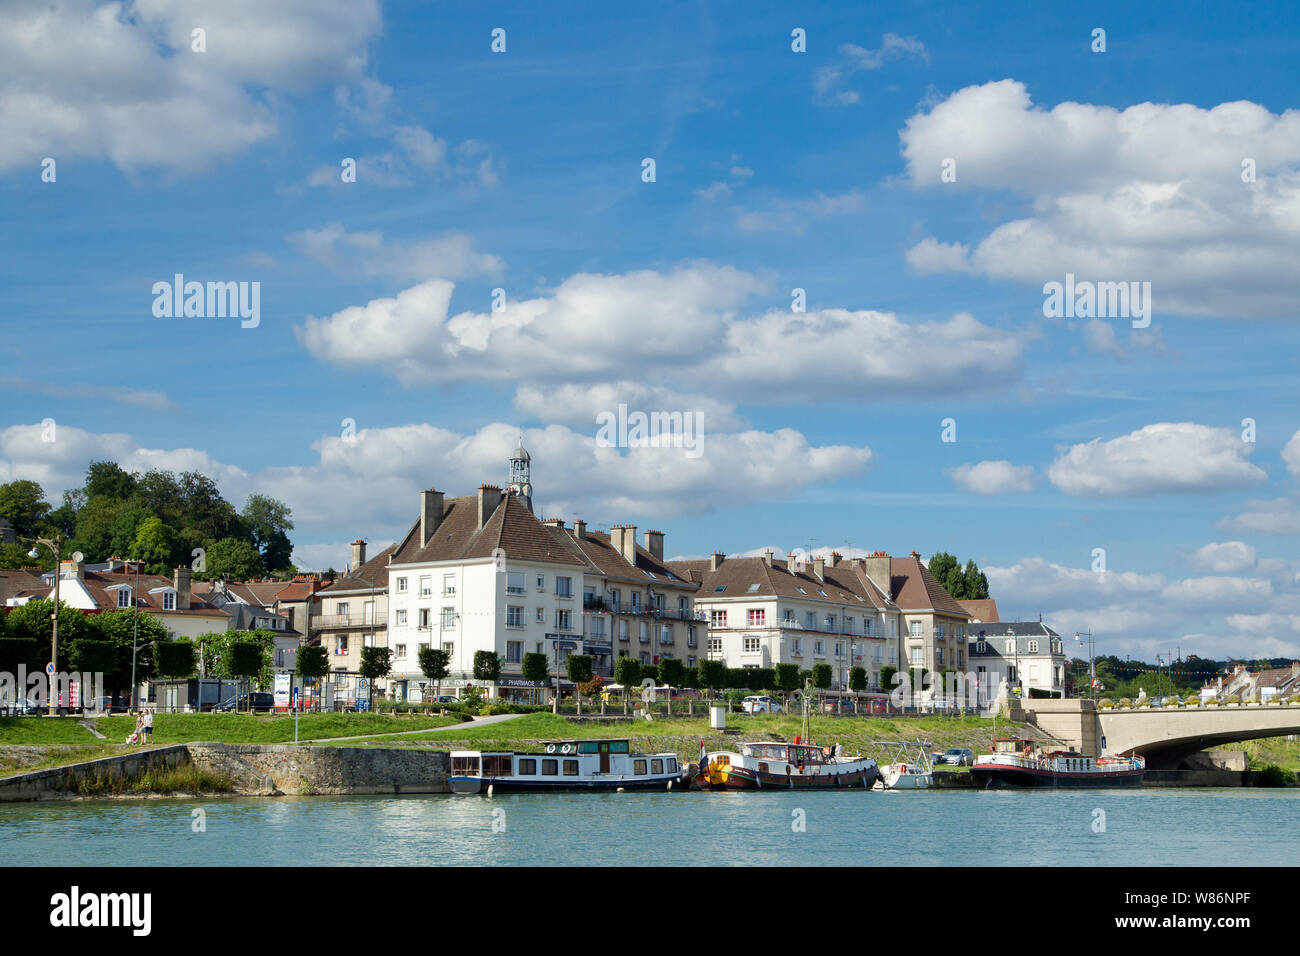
left=71, top=551, right=84, bottom=563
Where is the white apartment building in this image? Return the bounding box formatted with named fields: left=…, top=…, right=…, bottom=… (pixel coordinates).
left=967, top=621, right=1067, bottom=701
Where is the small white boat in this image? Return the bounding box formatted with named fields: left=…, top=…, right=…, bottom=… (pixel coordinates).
left=873, top=741, right=934, bottom=790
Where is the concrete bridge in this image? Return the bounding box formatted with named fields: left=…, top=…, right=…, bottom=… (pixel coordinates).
left=1019, top=699, right=1300, bottom=770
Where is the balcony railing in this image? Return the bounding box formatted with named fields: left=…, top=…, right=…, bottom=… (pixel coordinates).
left=312, top=614, right=382, bottom=630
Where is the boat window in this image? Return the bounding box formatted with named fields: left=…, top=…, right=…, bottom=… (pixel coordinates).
left=563, top=759, right=579, bottom=776
left=518, top=758, right=537, bottom=775
left=651, top=759, right=664, bottom=774
left=451, top=757, right=480, bottom=775
left=667, top=758, right=677, bottom=773
left=609, top=741, right=630, bottom=754
left=485, top=755, right=512, bottom=777
left=542, top=759, right=558, bottom=776
left=578, top=742, right=599, bottom=754
left=634, top=759, right=647, bottom=775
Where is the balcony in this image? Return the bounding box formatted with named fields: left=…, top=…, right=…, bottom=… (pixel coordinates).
left=312, top=614, right=383, bottom=631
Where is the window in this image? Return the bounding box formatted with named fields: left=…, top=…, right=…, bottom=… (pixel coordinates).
left=443, top=574, right=456, bottom=595
left=1006, top=639, right=1016, bottom=655
left=395, top=644, right=407, bottom=658
left=688, top=626, right=697, bottom=647
left=659, top=625, right=672, bottom=644
left=590, top=617, right=606, bottom=639
left=792, top=639, right=802, bottom=655
left=651, top=759, right=664, bottom=774
left=161, top=591, right=175, bottom=611
left=834, top=642, right=843, bottom=656
left=638, top=621, right=649, bottom=643
left=336, top=635, right=349, bottom=655
left=937, top=647, right=945, bottom=667
left=506, top=606, right=523, bottom=628
left=631, top=592, right=641, bottom=611
left=536, top=607, right=545, bottom=623
left=747, top=583, right=760, bottom=593
left=708, top=638, right=722, bottom=653
left=805, top=611, right=815, bottom=629
left=555, top=576, right=573, bottom=598
left=1028, top=640, right=1039, bottom=653
left=556, top=609, right=572, bottom=631
left=845, top=616, right=854, bottom=635
left=815, top=640, right=824, bottom=656
left=910, top=621, right=922, bottom=638
left=506, top=641, right=523, bottom=664
left=910, top=647, right=923, bottom=665
left=610, top=589, right=621, bottom=612
left=976, top=640, right=987, bottom=653
left=864, top=618, right=872, bottom=635
left=419, top=576, right=431, bottom=597
left=825, top=614, right=837, bottom=631
left=396, top=577, right=408, bottom=593
left=687, top=656, right=696, bottom=667
left=441, top=607, right=456, bottom=629
left=783, top=608, right=795, bottom=623
left=418, top=609, right=431, bottom=629
left=336, top=602, right=349, bottom=616
left=518, top=758, right=537, bottom=775
left=633, top=759, right=647, bottom=776
left=795, top=586, right=806, bottom=594
left=395, top=609, right=408, bottom=626
left=507, top=572, right=524, bottom=594
left=714, top=585, right=727, bottom=593
left=442, top=641, right=454, bottom=657
left=117, top=588, right=132, bottom=609
left=743, top=636, right=760, bottom=653
left=541, top=759, right=558, bottom=776
left=710, top=610, right=727, bottom=628
left=619, top=619, right=629, bottom=642
left=748, top=608, right=766, bottom=626
left=536, top=574, right=545, bottom=591
left=936, top=623, right=946, bottom=640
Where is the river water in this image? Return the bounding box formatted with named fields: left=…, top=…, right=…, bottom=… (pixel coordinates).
left=2, top=789, right=1295, bottom=866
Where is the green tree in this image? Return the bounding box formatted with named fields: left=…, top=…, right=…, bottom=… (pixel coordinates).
left=0, top=638, right=41, bottom=677
left=5, top=598, right=89, bottom=670
left=613, top=656, right=641, bottom=688
left=775, top=662, right=801, bottom=697
left=419, top=646, right=451, bottom=702
left=359, top=646, right=392, bottom=710
left=565, top=654, right=593, bottom=685
left=241, top=494, right=295, bottom=573
left=0, top=479, right=52, bottom=538
left=698, top=659, right=726, bottom=695
left=84, top=608, right=167, bottom=700
left=179, top=472, right=244, bottom=542
left=0, top=543, right=32, bottom=569
left=204, top=538, right=264, bottom=581
left=70, top=638, right=118, bottom=676
left=296, top=644, right=329, bottom=711
left=658, top=657, right=685, bottom=687
left=473, top=649, right=502, bottom=685
left=154, top=640, right=196, bottom=679
left=229, top=640, right=267, bottom=709
left=131, top=516, right=178, bottom=574
left=812, top=663, right=833, bottom=690
left=72, top=495, right=124, bottom=561
left=84, top=460, right=137, bottom=500
left=849, top=666, right=867, bottom=692
left=46, top=489, right=85, bottom=539
left=107, top=501, right=154, bottom=559
left=521, top=651, right=549, bottom=705
left=880, top=665, right=897, bottom=694
left=962, top=560, right=989, bottom=600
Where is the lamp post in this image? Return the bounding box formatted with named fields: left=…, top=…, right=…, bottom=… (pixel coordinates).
left=27, top=537, right=62, bottom=714
left=129, top=558, right=140, bottom=713
left=1074, top=630, right=1096, bottom=700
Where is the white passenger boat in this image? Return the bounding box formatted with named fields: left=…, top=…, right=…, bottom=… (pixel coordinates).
left=449, top=739, right=688, bottom=793
left=872, top=741, right=934, bottom=790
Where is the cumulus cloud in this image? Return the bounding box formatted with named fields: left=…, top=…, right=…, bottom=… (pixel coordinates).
left=1187, top=541, right=1258, bottom=574
left=1283, top=429, right=1300, bottom=477
left=1047, top=423, right=1267, bottom=497
left=950, top=460, right=1036, bottom=495
left=297, top=265, right=1025, bottom=395
left=513, top=383, right=746, bottom=433
left=0, top=0, right=381, bottom=173
left=1218, top=498, right=1300, bottom=535
left=287, top=224, right=504, bottom=281
left=901, top=80, right=1300, bottom=317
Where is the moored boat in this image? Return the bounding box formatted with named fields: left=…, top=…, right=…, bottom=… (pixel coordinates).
left=692, top=738, right=878, bottom=790
left=872, top=740, right=934, bottom=790
left=449, top=739, right=688, bottom=793
left=971, top=737, right=1145, bottom=789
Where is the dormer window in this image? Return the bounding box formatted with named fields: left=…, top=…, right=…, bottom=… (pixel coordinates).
left=162, top=591, right=176, bottom=611
left=117, top=587, right=132, bottom=609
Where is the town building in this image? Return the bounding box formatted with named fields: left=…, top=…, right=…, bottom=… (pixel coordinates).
left=890, top=552, right=972, bottom=676
left=310, top=540, right=395, bottom=703
left=967, top=621, right=1068, bottom=701
left=1210, top=661, right=1300, bottom=702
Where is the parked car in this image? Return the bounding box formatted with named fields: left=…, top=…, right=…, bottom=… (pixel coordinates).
left=215, top=692, right=275, bottom=713
left=0, top=697, right=41, bottom=716
left=940, top=748, right=975, bottom=766
left=88, top=695, right=131, bottom=714
left=431, top=695, right=459, bottom=705
left=821, top=698, right=858, bottom=714
left=741, top=695, right=782, bottom=714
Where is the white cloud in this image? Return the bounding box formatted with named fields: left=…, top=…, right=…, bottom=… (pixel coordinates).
left=815, top=34, right=928, bottom=106
left=1160, top=575, right=1272, bottom=606
left=0, top=377, right=173, bottom=411
left=1283, top=429, right=1300, bottom=477
left=733, top=190, right=866, bottom=234
left=305, top=125, right=500, bottom=190
left=0, top=0, right=381, bottom=173
left=287, top=224, right=504, bottom=281
left=1187, top=541, right=1258, bottom=574
left=901, top=80, right=1300, bottom=317
left=1218, top=498, right=1300, bottom=535
left=950, top=460, right=1036, bottom=495
left=905, top=238, right=975, bottom=274
left=513, top=383, right=746, bottom=432
left=695, top=181, right=732, bottom=202
left=1047, top=423, right=1266, bottom=497
left=297, top=264, right=1025, bottom=394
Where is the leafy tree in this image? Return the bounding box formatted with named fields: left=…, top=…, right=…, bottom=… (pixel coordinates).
left=926, top=552, right=990, bottom=600
left=241, top=494, right=295, bottom=573
left=565, top=653, right=593, bottom=685
left=419, top=646, right=451, bottom=702
left=812, top=663, right=833, bottom=690
left=203, top=538, right=264, bottom=581
left=229, top=640, right=268, bottom=708
left=880, top=665, right=897, bottom=693
left=0, top=480, right=52, bottom=538
left=0, top=543, right=33, bottom=569
left=0, top=638, right=41, bottom=676
left=698, top=659, right=726, bottom=695
left=72, top=495, right=124, bottom=561
left=47, top=489, right=84, bottom=539
left=131, top=516, right=178, bottom=574
left=179, top=471, right=244, bottom=542
left=962, top=560, right=990, bottom=600
left=153, top=640, right=196, bottom=679
left=297, top=645, right=329, bottom=711
left=5, top=598, right=89, bottom=670
left=107, top=501, right=154, bottom=558
left=658, top=657, right=685, bottom=687
left=849, top=666, right=867, bottom=692
left=85, top=608, right=167, bottom=699
left=613, top=656, right=641, bottom=688
left=521, top=652, right=549, bottom=704
left=70, top=639, right=118, bottom=676
left=681, top=665, right=700, bottom=689
left=85, top=460, right=137, bottom=501
left=359, top=646, right=392, bottom=710
left=775, top=663, right=801, bottom=696
left=473, top=649, right=502, bottom=684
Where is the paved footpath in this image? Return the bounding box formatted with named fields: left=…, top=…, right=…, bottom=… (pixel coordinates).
left=298, top=712, right=524, bottom=744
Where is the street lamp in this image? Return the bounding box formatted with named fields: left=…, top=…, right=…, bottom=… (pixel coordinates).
left=1074, top=630, right=1096, bottom=700
left=27, top=537, right=63, bottom=714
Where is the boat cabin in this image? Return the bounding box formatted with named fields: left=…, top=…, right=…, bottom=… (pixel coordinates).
left=741, top=743, right=829, bottom=766
left=991, top=737, right=1034, bottom=755
left=450, top=740, right=680, bottom=781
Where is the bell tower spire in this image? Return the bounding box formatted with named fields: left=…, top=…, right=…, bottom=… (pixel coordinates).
left=508, top=431, right=533, bottom=513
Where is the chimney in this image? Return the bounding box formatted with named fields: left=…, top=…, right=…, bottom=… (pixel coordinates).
left=0, top=573, right=7, bottom=607
left=830, top=551, right=842, bottom=567
left=60, top=556, right=84, bottom=581
left=420, top=489, right=444, bottom=547
left=645, top=530, right=664, bottom=562
left=573, top=519, right=587, bottom=539
left=351, top=539, right=367, bottom=569
left=543, top=518, right=565, bottom=529
left=621, top=525, right=638, bottom=564
left=173, top=566, right=192, bottom=610
left=763, top=549, right=774, bottom=568
left=1292, top=661, right=1299, bottom=680
left=813, top=557, right=825, bottom=580
left=710, top=551, right=725, bottom=572
left=477, top=485, right=503, bottom=530
left=863, top=551, right=892, bottom=593
left=608, top=525, right=624, bottom=556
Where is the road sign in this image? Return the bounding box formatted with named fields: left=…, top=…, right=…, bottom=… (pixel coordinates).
left=45, top=662, right=55, bottom=676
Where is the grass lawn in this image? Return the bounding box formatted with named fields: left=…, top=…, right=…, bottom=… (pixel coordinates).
left=320, top=711, right=1039, bottom=762
left=91, top=712, right=461, bottom=745
left=0, top=717, right=103, bottom=745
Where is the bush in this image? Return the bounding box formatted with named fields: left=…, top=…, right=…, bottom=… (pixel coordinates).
left=1184, top=695, right=1201, bottom=706
left=1251, top=764, right=1295, bottom=788
left=1098, top=699, right=1114, bottom=710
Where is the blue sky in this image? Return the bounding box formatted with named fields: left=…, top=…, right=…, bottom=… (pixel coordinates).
left=2, top=0, right=1299, bottom=660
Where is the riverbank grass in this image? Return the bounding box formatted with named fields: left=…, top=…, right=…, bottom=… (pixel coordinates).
left=74, top=763, right=233, bottom=797
left=93, top=712, right=461, bottom=744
